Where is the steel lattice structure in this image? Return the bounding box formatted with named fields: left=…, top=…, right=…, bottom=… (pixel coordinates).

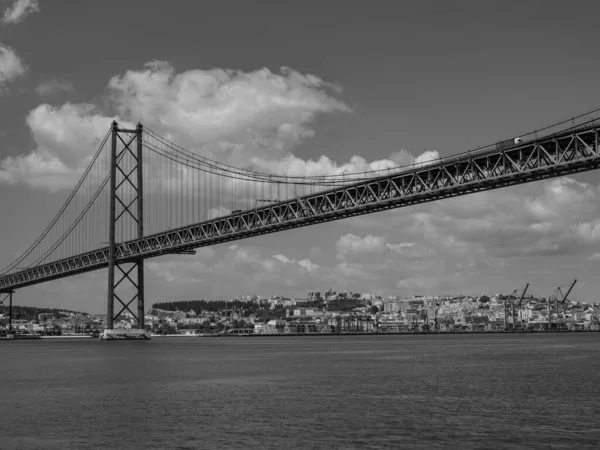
left=1, top=122, right=599, bottom=292
left=106, top=122, right=145, bottom=329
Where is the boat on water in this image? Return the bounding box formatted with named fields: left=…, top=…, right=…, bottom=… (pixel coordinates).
left=0, top=331, right=42, bottom=339
left=151, top=332, right=219, bottom=337
left=101, top=329, right=151, bottom=340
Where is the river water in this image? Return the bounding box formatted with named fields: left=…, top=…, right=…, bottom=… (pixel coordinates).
left=0, top=334, right=598, bottom=449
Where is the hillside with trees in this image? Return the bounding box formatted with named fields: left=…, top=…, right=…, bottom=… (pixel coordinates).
left=152, top=300, right=261, bottom=315
left=0, top=305, right=85, bottom=320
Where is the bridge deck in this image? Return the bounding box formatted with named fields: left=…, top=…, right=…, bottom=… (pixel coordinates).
left=1, top=123, right=599, bottom=291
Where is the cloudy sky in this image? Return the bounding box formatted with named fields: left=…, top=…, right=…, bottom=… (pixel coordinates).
left=1, top=0, right=600, bottom=313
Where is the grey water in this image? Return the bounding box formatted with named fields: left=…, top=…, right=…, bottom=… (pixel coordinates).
left=0, top=334, right=598, bottom=450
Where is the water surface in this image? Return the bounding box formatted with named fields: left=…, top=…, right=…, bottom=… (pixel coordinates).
left=1, top=334, right=598, bottom=449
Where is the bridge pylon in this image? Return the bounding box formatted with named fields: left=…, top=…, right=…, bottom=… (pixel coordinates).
left=106, top=121, right=145, bottom=331
left=0, top=290, right=14, bottom=333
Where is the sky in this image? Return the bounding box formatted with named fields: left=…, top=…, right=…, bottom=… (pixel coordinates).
left=2, top=0, right=600, bottom=313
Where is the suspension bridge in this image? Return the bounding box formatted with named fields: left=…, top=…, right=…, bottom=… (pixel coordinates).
left=1, top=109, right=600, bottom=334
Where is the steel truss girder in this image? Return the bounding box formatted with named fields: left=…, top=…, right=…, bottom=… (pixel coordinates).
left=1, top=124, right=600, bottom=291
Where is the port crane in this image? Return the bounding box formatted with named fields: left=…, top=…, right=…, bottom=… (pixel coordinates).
left=549, top=279, right=577, bottom=331
left=512, top=283, right=529, bottom=331
left=504, top=283, right=528, bottom=331
left=0, top=292, right=12, bottom=333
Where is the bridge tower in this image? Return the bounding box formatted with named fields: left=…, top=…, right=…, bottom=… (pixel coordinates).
left=106, top=121, right=145, bottom=331
left=0, top=291, right=13, bottom=333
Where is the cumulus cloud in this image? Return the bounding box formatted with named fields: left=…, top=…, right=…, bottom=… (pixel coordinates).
left=0, top=103, right=116, bottom=190
left=2, top=59, right=444, bottom=206
left=336, top=233, right=386, bottom=256
left=319, top=177, right=600, bottom=294
left=343, top=176, right=600, bottom=280
left=108, top=61, right=351, bottom=168
left=252, top=149, right=441, bottom=178
left=36, top=78, right=75, bottom=97
left=2, top=61, right=356, bottom=190
left=1, top=0, right=39, bottom=25
left=298, top=259, right=320, bottom=272
left=273, top=254, right=295, bottom=264
left=385, top=242, right=416, bottom=252
left=0, top=43, right=24, bottom=90
left=273, top=253, right=320, bottom=273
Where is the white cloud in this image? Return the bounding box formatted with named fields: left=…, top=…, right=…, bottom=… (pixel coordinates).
left=336, top=233, right=386, bottom=256
left=0, top=43, right=24, bottom=91
left=369, top=176, right=600, bottom=272
left=587, top=253, right=600, bottom=261
left=107, top=61, right=351, bottom=168
left=273, top=253, right=320, bottom=273
left=273, top=254, right=295, bottom=263
left=1, top=0, right=39, bottom=25
left=251, top=149, right=439, bottom=178
left=385, top=242, right=415, bottom=252
left=298, top=259, right=319, bottom=272
left=2, top=61, right=356, bottom=191
left=414, top=150, right=440, bottom=166
left=334, top=262, right=383, bottom=281
left=0, top=103, right=116, bottom=191
left=312, top=175, right=600, bottom=293
left=36, top=78, right=75, bottom=97
left=0, top=60, right=443, bottom=198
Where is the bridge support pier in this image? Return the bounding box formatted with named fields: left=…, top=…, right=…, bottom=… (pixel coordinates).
left=106, top=122, right=147, bottom=333
left=1, top=290, right=14, bottom=337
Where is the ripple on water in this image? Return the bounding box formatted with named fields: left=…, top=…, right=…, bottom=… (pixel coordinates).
left=0, top=334, right=599, bottom=449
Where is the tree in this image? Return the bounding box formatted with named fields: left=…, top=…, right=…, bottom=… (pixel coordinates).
left=370, top=306, right=379, bottom=314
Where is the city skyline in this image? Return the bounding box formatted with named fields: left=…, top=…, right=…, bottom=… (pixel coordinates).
left=2, top=0, right=600, bottom=313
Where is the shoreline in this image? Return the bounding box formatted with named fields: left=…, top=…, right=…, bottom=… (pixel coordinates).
left=218, top=329, right=600, bottom=337
left=1, top=329, right=597, bottom=341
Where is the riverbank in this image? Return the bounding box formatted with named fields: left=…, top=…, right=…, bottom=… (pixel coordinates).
left=220, top=329, right=600, bottom=337
left=2, top=329, right=597, bottom=341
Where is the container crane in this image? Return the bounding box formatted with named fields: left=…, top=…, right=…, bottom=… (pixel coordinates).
left=505, top=284, right=528, bottom=331
left=504, top=290, right=516, bottom=330
left=557, top=279, right=577, bottom=331
left=547, top=279, right=576, bottom=331
left=512, top=283, right=529, bottom=331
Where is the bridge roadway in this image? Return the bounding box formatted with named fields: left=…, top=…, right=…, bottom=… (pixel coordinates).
left=1, top=123, right=599, bottom=291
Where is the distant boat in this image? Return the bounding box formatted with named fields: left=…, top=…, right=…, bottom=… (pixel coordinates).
left=150, top=332, right=204, bottom=337
left=14, top=333, right=41, bottom=339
